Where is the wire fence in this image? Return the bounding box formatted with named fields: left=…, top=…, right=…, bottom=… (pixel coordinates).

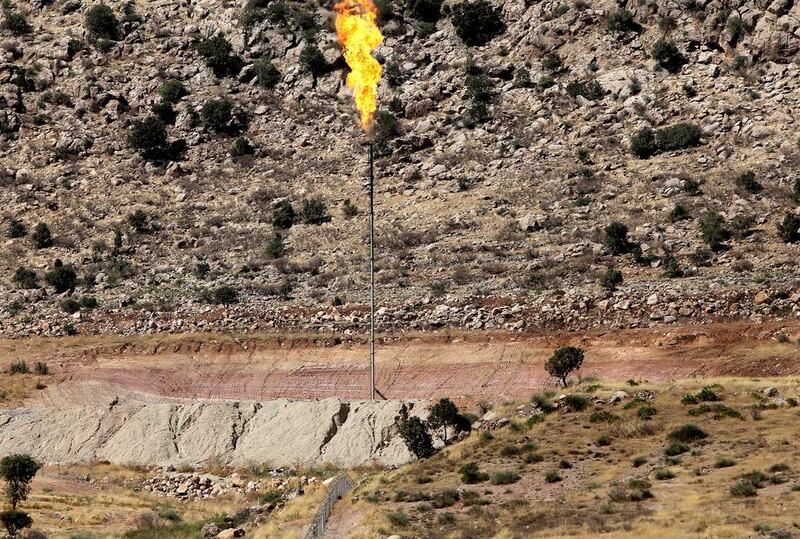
left=303, top=474, right=355, bottom=538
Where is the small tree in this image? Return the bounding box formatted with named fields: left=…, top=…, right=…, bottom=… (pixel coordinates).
left=254, top=57, right=281, bottom=88
left=0, top=511, right=32, bottom=537
left=451, top=0, right=505, bottom=46
left=300, top=198, right=331, bottom=225
left=601, top=267, right=623, bottom=292
left=7, top=220, right=26, bottom=239
left=13, top=267, right=37, bottom=289
left=45, top=261, right=77, bottom=293
left=128, top=116, right=168, bottom=159
left=545, top=346, right=585, bottom=387
left=603, top=222, right=630, bottom=255
left=127, top=210, right=149, bottom=233
left=3, top=11, right=31, bottom=36
left=272, top=201, right=295, bottom=229
left=159, top=80, right=187, bottom=103
left=399, top=416, right=434, bottom=458
left=427, top=398, right=460, bottom=443
left=630, top=127, right=656, bottom=158
left=777, top=213, right=800, bottom=243
left=201, top=99, right=234, bottom=133
left=299, top=42, right=326, bottom=77
left=0, top=454, right=40, bottom=510
left=32, top=224, right=52, bottom=249
left=85, top=4, right=119, bottom=40
left=700, top=212, right=729, bottom=251
left=196, top=35, right=238, bottom=77
left=652, top=39, right=684, bottom=73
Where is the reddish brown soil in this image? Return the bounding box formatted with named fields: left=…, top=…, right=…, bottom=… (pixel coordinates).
left=3, top=321, right=799, bottom=406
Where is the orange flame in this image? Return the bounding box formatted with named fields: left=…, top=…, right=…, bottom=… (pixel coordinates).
left=334, top=0, right=384, bottom=130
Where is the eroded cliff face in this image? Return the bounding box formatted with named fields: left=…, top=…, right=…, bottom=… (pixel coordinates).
left=0, top=397, right=425, bottom=468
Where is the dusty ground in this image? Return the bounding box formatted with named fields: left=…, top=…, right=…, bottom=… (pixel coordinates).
left=1, top=321, right=798, bottom=408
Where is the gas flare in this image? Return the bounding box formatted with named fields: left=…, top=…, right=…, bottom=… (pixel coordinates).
left=334, top=0, right=383, bottom=130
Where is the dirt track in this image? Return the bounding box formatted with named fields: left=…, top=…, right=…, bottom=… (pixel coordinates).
left=3, top=321, right=800, bottom=407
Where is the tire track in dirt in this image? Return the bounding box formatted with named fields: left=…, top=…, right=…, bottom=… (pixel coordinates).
left=11, top=321, right=800, bottom=408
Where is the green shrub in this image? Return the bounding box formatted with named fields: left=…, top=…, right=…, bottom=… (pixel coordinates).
left=654, top=468, right=675, bottom=480
left=600, top=267, right=623, bottom=292
left=254, top=57, right=281, bottom=88
left=735, top=170, right=762, bottom=194
left=566, top=80, right=604, bottom=101
left=715, top=457, right=736, bottom=468
left=230, top=137, right=254, bottom=156
left=128, top=116, right=168, bottom=159
left=777, top=213, right=800, bottom=243
left=700, top=212, right=729, bottom=251
left=272, top=201, right=295, bottom=229
left=266, top=234, right=284, bottom=258
left=670, top=202, right=690, bottom=222
left=606, top=9, right=639, bottom=33
left=664, top=441, right=689, bottom=456
left=604, top=222, right=630, bottom=255
left=656, top=123, right=701, bottom=152
left=459, top=463, right=488, bottom=484
left=431, top=489, right=459, bottom=508
left=386, top=510, right=409, bottom=527
left=668, top=424, right=708, bottom=443
left=542, top=52, right=562, bottom=72
left=45, top=262, right=77, bottom=293
left=0, top=510, right=32, bottom=536
left=697, top=386, right=721, bottom=402
left=60, top=298, right=80, bottom=314
left=652, top=39, right=684, bottom=73
left=563, top=394, right=590, bottom=412
left=525, top=452, right=544, bottom=464
left=545, top=470, right=562, bottom=483
left=637, top=404, right=657, bottom=420
left=589, top=410, right=621, bottom=424
left=34, top=361, right=48, bottom=375
left=159, top=80, right=187, bottom=103
left=632, top=456, right=648, bottom=467
left=299, top=42, right=326, bottom=76
left=13, top=267, right=37, bottom=289
left=9, top=361, right=29, bottom=375
left=197, top=35, right=239, bottom=77
left=33, top=223, right=53, bottom=249
left=210, top=286, right=238, bottom=305
left=730, top=479, right=757, bottom=497
left=409, top=0, right=442, bottom=22
left=630, top=127, right=656, bottom=158
left=342, top=199, right=358, bottom=218
left=491, top=471, right=520, bottom=485
left=531, top=393, right=556, bottom=413
left=300, top=198, right=331, bottom=225
left=85, top=4, right=118, bottom=40
left=450, top=0, right=504, bottom=46
left=681, top=394, right=700, bottom=404
left=7, top=219, right=26, bottom=239
left=127, top=210, right=150, bottom=233
left=596, top=434, right=612, bottom=446
left=512, top=68, right=532, bottom=89
left=78, top=296, right=98, bottom=309
left=201, top=99, right=234, bottom=132
left=4, top=10, right=31, bottom=36
left=151, top=102, right=175, bottom=125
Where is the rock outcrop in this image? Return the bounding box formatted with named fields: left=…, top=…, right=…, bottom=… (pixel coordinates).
left=0, top=398, right=423, bottom=468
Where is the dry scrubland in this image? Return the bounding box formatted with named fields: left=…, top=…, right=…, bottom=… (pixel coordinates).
left=339, top=379, right=800, bottom=538
left=0, top=0, right=799, bottom=338
left=22, top=463, right=332, bottom=538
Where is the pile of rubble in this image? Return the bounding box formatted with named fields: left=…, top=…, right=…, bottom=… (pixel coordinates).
left=141, top=471, right=261, bottom=500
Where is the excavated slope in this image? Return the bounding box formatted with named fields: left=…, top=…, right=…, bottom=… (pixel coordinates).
left=0, top=397, right=423, bottom=468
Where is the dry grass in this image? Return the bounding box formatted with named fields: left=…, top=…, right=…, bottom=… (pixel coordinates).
left=336, top=379, right=800, bottom=538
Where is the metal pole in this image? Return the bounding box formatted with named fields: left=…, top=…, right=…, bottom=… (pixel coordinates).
left=368, top=143, right=376, bottom=400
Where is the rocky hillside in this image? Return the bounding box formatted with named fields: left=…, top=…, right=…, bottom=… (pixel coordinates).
left=1, top=0, right=800, bottom=338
